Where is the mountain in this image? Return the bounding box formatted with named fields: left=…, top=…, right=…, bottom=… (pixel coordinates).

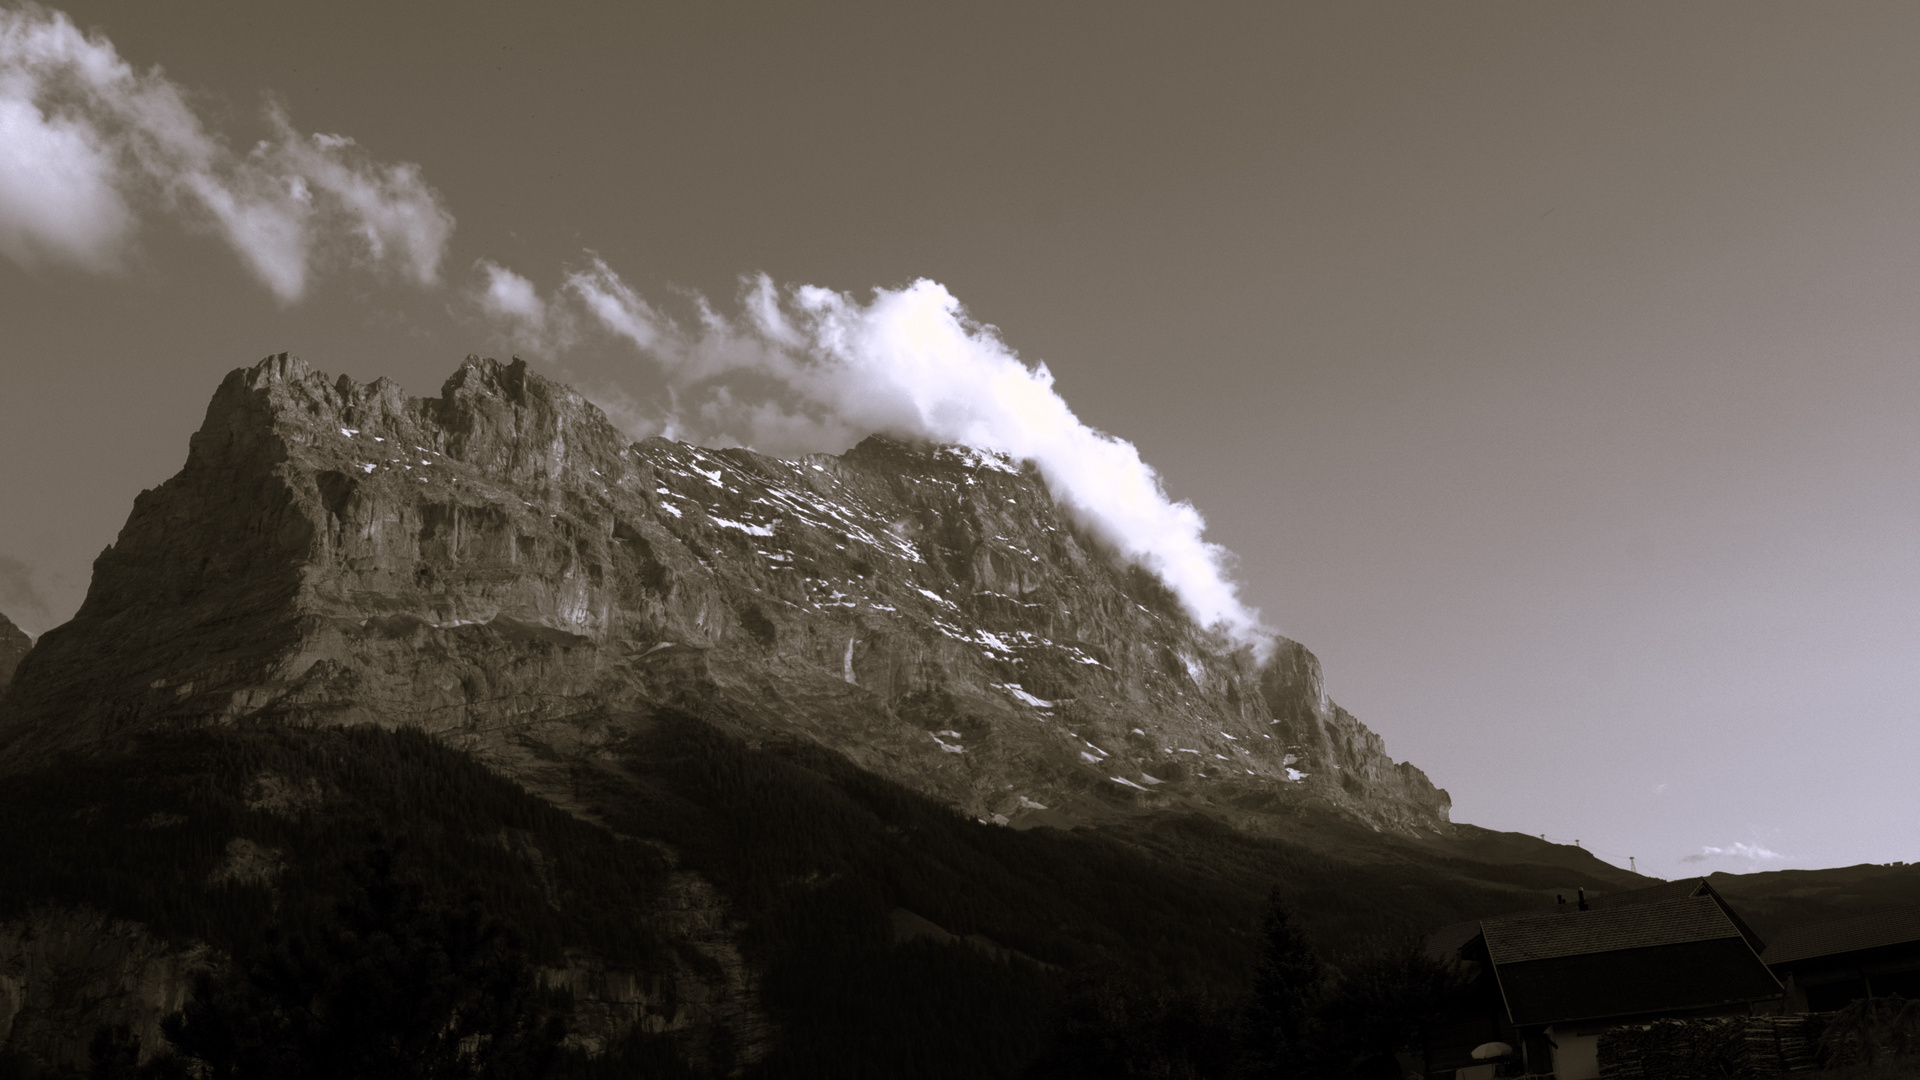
left=0, top=353, right=1446, bottom=834
left=0, top=354, right=1649, bottom=1076
left=0, top=611, right=28, bottom=688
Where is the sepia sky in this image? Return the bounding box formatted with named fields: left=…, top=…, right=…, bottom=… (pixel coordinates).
left=3, top=0, right=1918, bottom=880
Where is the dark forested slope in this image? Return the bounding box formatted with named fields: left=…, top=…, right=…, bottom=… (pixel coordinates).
left=0, top=718, right=1632, bottom=1078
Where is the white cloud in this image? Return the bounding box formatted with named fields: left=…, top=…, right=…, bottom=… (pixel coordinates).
left=0, top=552, right=51, bottom=633
left=478, top=259, right=546, bottom=330
left=0, top=4, right=453, bottom=299
left=478, top=259, right=1271, bottom=648
left=0, top=88, right=130, bottom=268
left=566, top=256, right=663, bottom=351
left=274, top=117, right=449, bottom=287
left=1679, top=841, right=1786, bottom=865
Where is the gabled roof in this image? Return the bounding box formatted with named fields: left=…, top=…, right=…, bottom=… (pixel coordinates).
left=1425, top=880, right=1722, bottom=963
left=1762, top=904, right=1920, bottom=967
left=1423, top=878, right=1783, bottom=1027
left=1477, top=881, right=1779, bottom=1026
left=1481, top=895, right=1744, bottom=964
left=1580, top=877, right=1767, bottom=952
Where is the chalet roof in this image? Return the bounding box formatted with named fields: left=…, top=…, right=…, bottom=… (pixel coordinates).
left=1761, top=904, right=1920, bottom=967
left=1424, top=878, right=1782, bottom=1027
left=1481, top=895, right=1743, bottom=964
left=1479, top=883, right=1779, bottom=1026
left=1426, top=880, right=1727, bottom=963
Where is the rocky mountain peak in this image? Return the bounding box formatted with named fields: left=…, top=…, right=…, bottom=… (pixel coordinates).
left=0, top=354, right=1449, bottom=832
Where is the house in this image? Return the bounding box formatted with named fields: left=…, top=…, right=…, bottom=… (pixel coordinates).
left=1423, top=879, right=1782, bottom=1080
left=1762, top=903, right=1920, bottom=1012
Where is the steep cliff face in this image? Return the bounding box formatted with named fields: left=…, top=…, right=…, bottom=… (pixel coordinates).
left=0, top=354, right=1448, bottom=831
left=0, top=613, right=29, bottom=689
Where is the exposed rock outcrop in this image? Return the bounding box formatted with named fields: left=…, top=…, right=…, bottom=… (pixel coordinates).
left=0, top=354, right=1448, bottom=831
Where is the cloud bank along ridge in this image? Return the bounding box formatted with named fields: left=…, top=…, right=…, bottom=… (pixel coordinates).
left=0, top=3, right=450, bottom=299
left=479, top=259, right=1271, bottom=648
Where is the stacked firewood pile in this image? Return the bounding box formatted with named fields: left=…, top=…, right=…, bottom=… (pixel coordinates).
left=1750, top=1015, right=1827, bottom=1073
left=1597, top=1014, right=1828, bottom=1078
left=1816, top=997, right=1920, bottom=1071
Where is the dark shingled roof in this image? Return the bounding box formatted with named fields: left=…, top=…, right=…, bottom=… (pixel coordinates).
left=1482, top=895, right=1744, bottom=964
left=1574, top=878, right=1767, bottom=951
left=1762, top=904, right=1920, bottom=967
left=1427, top=879, right=1755, bottom=964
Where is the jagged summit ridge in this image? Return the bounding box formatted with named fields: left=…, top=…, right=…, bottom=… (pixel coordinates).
left=0, top=354, right=1448, bottom=830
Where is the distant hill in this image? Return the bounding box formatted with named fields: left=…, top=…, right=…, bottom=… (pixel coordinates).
left=1706, top=863, right=1920, bottom=941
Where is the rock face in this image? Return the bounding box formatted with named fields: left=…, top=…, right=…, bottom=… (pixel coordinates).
left=0, top=354, right=1448, bottom=831
left=0, top=612, right=29, bottom=689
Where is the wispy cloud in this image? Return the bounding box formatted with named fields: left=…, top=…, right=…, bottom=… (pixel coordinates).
left=0, top=3, right=452, bottom=300
left=0, top=553, right=51, bottom=633
left=1680, top=841, right=1786, bottom=865
left=476, top=258, right=546, bottom=334
left=476, top=259, right=1271, bottom=648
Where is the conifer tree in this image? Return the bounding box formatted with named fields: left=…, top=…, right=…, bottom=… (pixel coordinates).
left=1242, top=888, right=1322, bottom=1078
left=1311, top=937, right=1466, bottom=1079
